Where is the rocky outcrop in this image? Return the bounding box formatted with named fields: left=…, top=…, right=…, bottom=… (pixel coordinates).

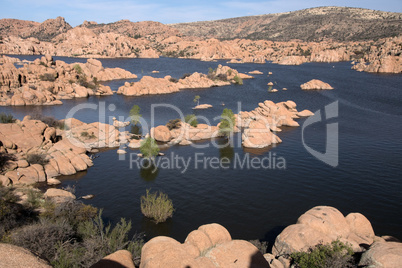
left=140, top=223, right=268, bottom=268
left=239, top=100, right=312, bottom=148
left=249, top=70, right=263, bottom=75
left=117, top=65, right=247, bottom=96
left=359, top=241, right=402, bottom=268
left=353, top=55, right=402, bottom=74
left=0, top=117, right=132, bottom=185
left=268, top=206, right=402, bottom=268
left=300, top=79, right=334, bottom=90
left=1, top=16, right=401, bottom=73
left=272, top=206, right=375, bottom=257
left=117, top=76, right=180, bottom=96
left=0, top=56, right=136, bottom=106
left=193, top=104, right=212, bottom=109
left=44, top=188, right=76, bottom=203
left=150, top=122, right=220, bottom=145
left=147, top=100, right=313, bottom=149
left=20, top=17, right=72, bottom=41
left=272, top=56, right=308, bottom=66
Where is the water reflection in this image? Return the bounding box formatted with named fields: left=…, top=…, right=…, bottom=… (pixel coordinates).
left=141, top=216, right=173, bottom=239
left=130, top=124, right=142, bottom=140
left=140, top=161, right=159, bottom=182
left=218, top=141, right=235, bottom=162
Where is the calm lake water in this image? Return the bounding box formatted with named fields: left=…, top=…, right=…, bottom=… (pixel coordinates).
left=2, top=55, right=402, bottom=245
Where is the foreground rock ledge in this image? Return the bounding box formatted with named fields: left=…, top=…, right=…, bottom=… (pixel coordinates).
left=0, top=243, right=51, bottom=268
left=140, top=223, right=268, bottom=268
left=271, top=206, right=402, bottom=268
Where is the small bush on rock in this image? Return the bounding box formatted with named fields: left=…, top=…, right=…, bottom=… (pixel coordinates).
left=185, top=114, right=198, bottom=127
left=290, top=239, right=355, bottom=268
left=31, top=114, right=66, bottom=129
left=233, top=75, right=243, bottom=85
left=26, top=153, right=49, bottom=166
left=140, top=189, right=174, bottom=223
left=39, top=73, right=56, bottom=82
left=166, top=119, right=181, bottom=130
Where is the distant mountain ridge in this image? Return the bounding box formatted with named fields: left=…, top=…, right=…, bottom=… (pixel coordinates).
left=0, top=6, right=400, bottom=42
left=170, top=6, right=402, bottom=42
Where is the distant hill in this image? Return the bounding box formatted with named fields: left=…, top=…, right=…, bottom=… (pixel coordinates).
left=170, top=6, right=402, bottom=42
left=78, top=20, right=181, bottom=39
left=0, top=19, right=39, bottom=38
left=0, top=7, right=400, bottom=42
left=0, top=17, right=72, bottom=41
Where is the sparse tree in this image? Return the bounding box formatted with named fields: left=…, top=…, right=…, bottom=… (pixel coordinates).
left=140, top=137, right=159, bottom=161
left=185, top=114, right=198, bottom=127
left=193, top=95, right=200, bottom=106
left=219, top=108, right=236, bottom=138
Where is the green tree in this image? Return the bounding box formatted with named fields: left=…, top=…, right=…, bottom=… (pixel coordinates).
left=129, top=105, right=141, bottom=125
left=233, top=75, right=243, bottom=85
left=219, top=108, right=236, bottom=138
left=185, top=114, right=198, bottom=127
left=193, top=95, right=200, bottom=106
left=140, top=137, right=160, bottom=160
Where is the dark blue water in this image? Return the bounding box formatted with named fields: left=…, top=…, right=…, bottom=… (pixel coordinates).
left=2, top=56, right=402, bottom=244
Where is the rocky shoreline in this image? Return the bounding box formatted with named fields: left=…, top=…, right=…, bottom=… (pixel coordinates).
left=0, top=16, right=401, bottom=74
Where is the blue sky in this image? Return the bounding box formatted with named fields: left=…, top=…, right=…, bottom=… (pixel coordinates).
left=1, top=0, right=401, bottom=26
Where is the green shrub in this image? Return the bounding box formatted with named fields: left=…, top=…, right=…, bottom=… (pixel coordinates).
left=140, top=189, right=174, bottom=223
left=166, top=119, right=181, bottom=130
left=26, top=153, right=49, bottom=166
left=80, top=131, right=96, bottom=139
left=0, top=185, right=32, bottom=239
left=0, top=113, right=16, bottom=123
left=233, top=75, right=243, bottom=85
left=39, top=62, right=48, bottom=67
left=290, top=239, right=355, bottom=268
left=216, top=73, right=228, bottom=81
left=73, top=64, right=82, bottom=74
left=185, top=114, right=198, bottom=127
left=25, top=189, right=44, bottom=209
left=31, top=114, right=66, bottom=129
left=140, top=137, right=160, bottom=160
left=169, top=77, right=179, bottom=83
left=129, top=105, right=141, bottom=125
left=11, top=219, right=75, bottom=261
left=1, top=189, right=144, bottom=267
left=39, top=73, right=56, bottom=82
left=219, top=108, right=236, bottom=138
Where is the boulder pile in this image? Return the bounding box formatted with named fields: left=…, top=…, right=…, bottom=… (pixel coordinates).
left=140, top=223, right=268, bottom=268
left=0, top=117, right=131, bottom=185
left=0, top=55, right=136, bottom=106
